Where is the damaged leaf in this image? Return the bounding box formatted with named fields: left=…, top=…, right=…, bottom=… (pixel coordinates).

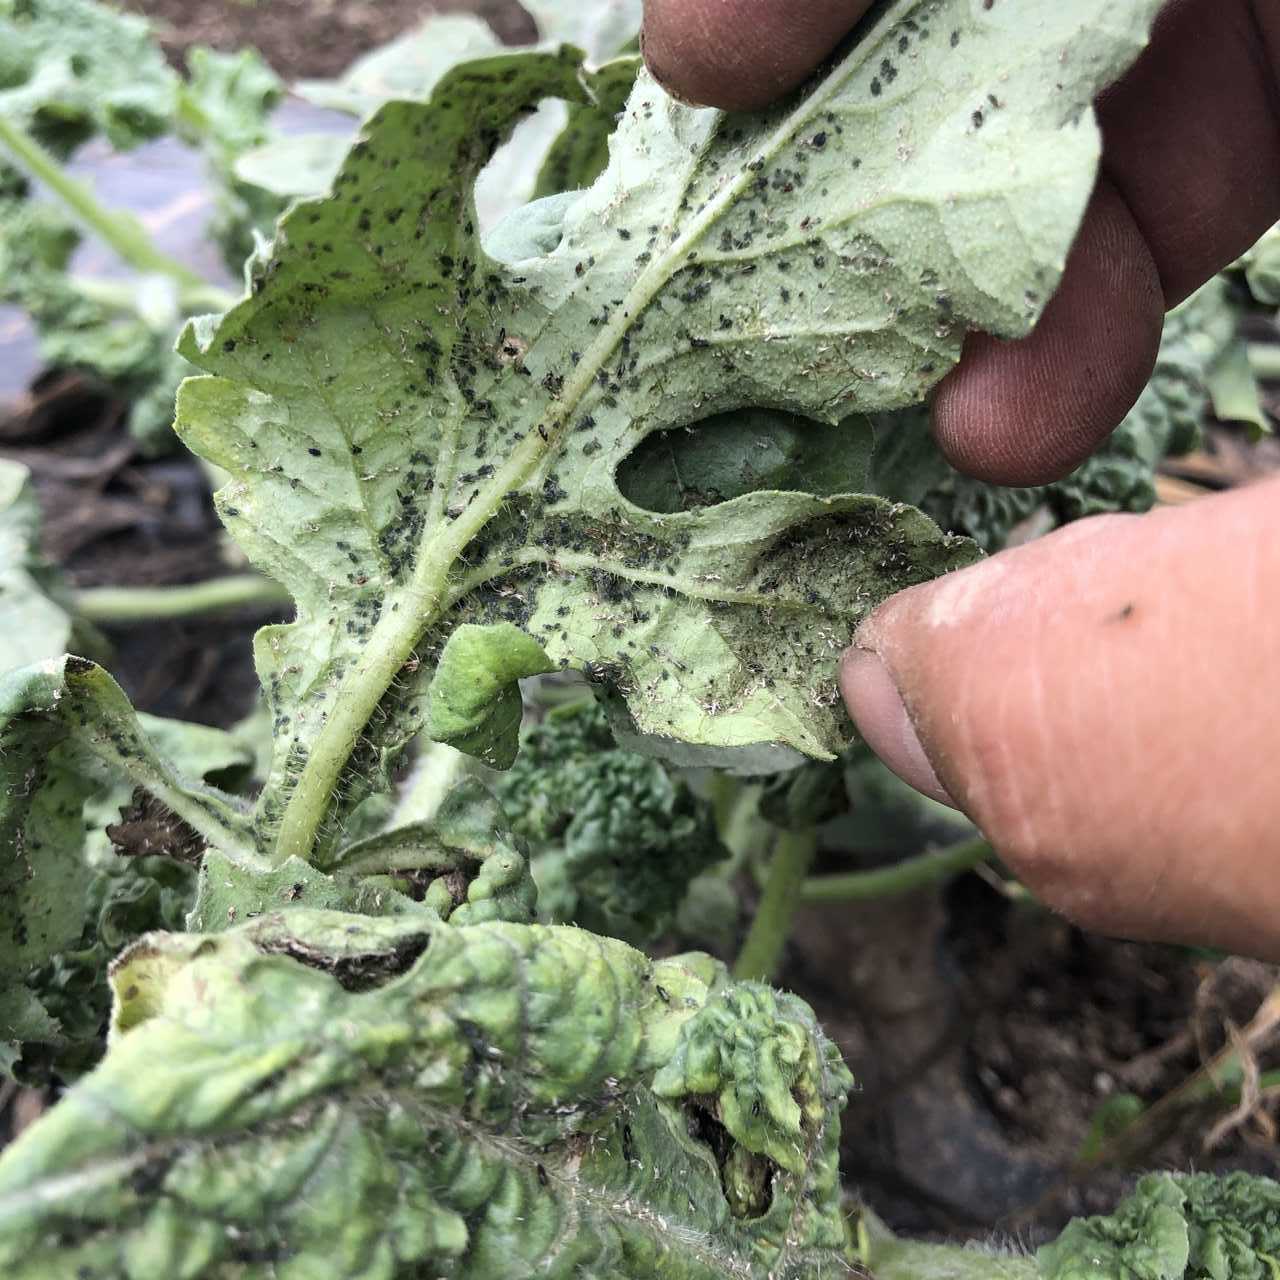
left=0, top=911, right=852, bottom=1279
left=176, top=0, right=1161, bottom=861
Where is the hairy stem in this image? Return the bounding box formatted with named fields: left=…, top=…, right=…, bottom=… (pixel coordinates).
left=0, top=115, right=235, bottom=312
left=800, top=837, right=992, bottom=904
left=76, top=575, right=291, bottom=624
left=864, top=1234, right=1036, bottom=1280
left=733, top=827, right=818, bottom=982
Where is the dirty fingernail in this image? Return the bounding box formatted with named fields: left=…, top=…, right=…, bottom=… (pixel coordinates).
left=840, top=647, right=956, bottom=809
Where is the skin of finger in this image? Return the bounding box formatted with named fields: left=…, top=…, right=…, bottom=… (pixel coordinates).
left=1098, top=0, right=1280, bottom=306
left=640, top=0, right=874, bottom=110
left=931, top=179, right=1164, bottom=485
left=854, top=476, right=1280, bottom=960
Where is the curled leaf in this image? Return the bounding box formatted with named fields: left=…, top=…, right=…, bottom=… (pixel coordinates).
left=0, top=911, right=853, bottom=1278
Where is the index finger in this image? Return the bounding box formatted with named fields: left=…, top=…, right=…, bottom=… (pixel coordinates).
left=641, top=0, right=876, bottom=110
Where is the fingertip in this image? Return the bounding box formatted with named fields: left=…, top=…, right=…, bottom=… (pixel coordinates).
left=641, top=0, right=874, bottom=111
left=931, top=180, right=1163, bottom=485
left=840, top=647, right=956, bottom=808
left=842, top=481, right=1280, bottom=958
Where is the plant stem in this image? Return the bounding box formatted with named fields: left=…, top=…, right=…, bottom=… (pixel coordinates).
left=0, top=115, right=236, bottom=313
left=1249, top=341, right=1280, bottom=382
left=268, top=48, right=892, bottom=865
left=800, top=836, right=992, bottom=904
left=864, top=1235, right=1036, bottom=1280
left=75, top=575, right=291, bottom=623
left=72, top=274, right=232, bottom=323
left=733, top=827, right=818, bottom=982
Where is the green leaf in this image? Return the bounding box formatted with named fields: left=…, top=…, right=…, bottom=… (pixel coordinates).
left=0, top=459, right=85, bottom=670
left=1205, top=337, right=1269, bottom=439
left=0, top=987, right=60, bottom=1077
left=0, top=658, right=255, bottom=1057
left=175, top=49, right=609, bottom=859
left=426, top=622, right=555, bottom=768
left=1037, top=1171, right=1280, bottom=1280
left=616, top=406, right=875, bottom=514
left=186, top=850, right=421, bottom=932
left=175, top=45, right=286, bottom=270
left=532, top=57, right=641, bottom=199
left=333, top=777, right=538, bottom=924
left=0, top=0, right=177, bottom=154
left=493, top=699, right=725, bottom=944
left=0, top=657, right=255, bottom=864
left=175, top=45, right=282, bottom=159
left=0, top=912, right=853, bottom=1279
left=1241, top=220, right=1280, bottom=306
left=0, top=663, right=254, bottom=1075
left=174, top=2, right=1160, bottom=865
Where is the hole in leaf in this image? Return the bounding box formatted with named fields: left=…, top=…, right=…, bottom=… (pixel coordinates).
left=683, top=1100, right=777, bottom=1219
left=616, top=407, right=875, bottom=514
left=106, top=788, right=205, bottom=865
left=260, top=932, right=431, bottom=992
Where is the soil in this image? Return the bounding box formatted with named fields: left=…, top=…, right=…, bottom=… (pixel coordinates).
left=0, top=371, right=271, bottom=727
left=124, top=0, right=537, bottom=79
left=5, top=0, right=1280, bottom=1255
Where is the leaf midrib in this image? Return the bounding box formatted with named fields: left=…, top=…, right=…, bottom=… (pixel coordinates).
left=270, top=51, right=873, bottom=864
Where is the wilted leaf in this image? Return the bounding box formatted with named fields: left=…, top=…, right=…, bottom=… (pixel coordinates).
left=0, top=659, right=254, bottom=1072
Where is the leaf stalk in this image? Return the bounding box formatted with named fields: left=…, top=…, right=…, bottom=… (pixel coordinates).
left=0, top=114, right=236, bottom=313
left=75, top=575, right=291, bottom=624
left=799, top=837, right=992, bottom=904
left=733, top=827, right=818, bottom=982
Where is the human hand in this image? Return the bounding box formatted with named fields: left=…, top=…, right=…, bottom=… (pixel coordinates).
left=643, top=0, right=1280, bottom=958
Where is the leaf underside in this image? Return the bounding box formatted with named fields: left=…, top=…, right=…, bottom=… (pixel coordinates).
left=174, top=0, right=1161, bottom=855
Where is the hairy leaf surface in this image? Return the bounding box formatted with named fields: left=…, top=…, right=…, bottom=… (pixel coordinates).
left=175, top=2, right=1160, bottom=859
left=0, top=911, right=853, bottom=1278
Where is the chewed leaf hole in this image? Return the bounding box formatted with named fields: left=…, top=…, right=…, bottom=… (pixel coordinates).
left=261, top=931, right=431, bottom=992
left=616, top=407, right=876, bottom=514
left=683, top=1100, right=777, bottom=1220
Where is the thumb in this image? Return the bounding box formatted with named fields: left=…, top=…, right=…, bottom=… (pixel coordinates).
left=841, top=476, right=1280, bottom=960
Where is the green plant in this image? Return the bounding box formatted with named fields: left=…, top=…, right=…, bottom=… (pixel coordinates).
left=2, top=1, right=1278, bottom=1276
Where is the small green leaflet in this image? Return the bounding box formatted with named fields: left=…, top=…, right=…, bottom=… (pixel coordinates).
left=425, top=623, right=555, bottom=768
left=175, top=0, right=1163, bottom=862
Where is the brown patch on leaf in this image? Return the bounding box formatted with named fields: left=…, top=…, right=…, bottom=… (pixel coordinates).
left=106, top=788, right=205, bottom=865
